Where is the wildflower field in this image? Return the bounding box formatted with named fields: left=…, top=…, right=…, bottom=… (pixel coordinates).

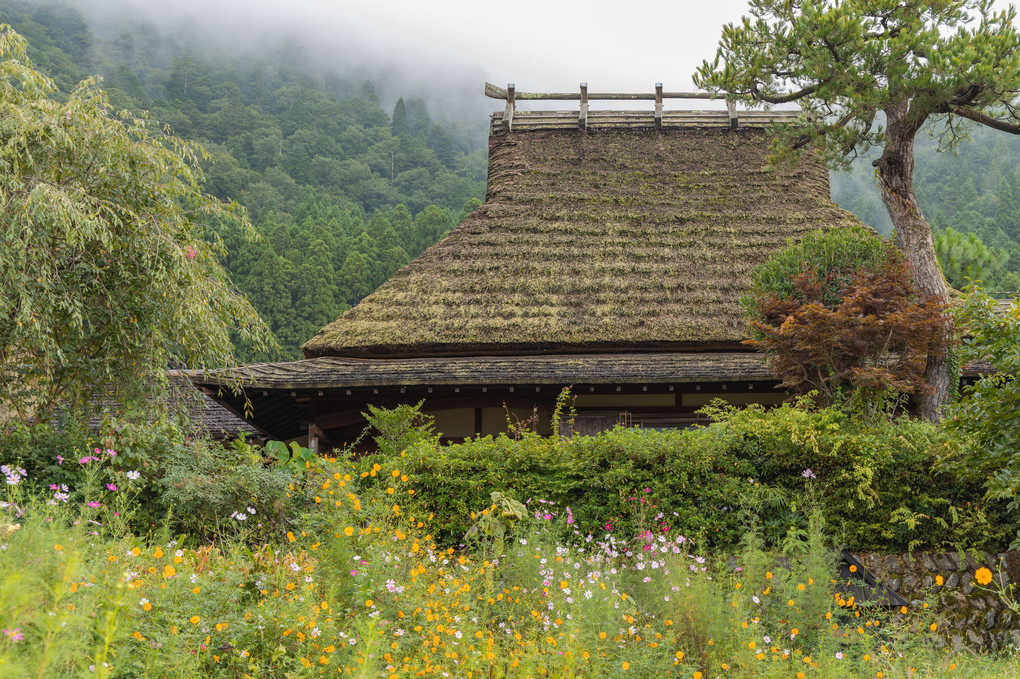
left=1, top=439, right=1018, bottom=679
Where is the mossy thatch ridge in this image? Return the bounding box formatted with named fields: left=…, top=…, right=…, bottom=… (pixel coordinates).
left=304, top=128, right=864, bottom=358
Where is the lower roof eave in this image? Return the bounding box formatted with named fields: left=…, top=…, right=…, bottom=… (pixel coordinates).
left=191, top=351, right=775, bottom=393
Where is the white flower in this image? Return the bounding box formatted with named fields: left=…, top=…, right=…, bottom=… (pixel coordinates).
left=247, top=506, right=256, bottom=514
left=126, top=471, right=141, bottom=481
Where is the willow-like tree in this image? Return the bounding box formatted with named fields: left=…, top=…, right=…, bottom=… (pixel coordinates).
left=0, top=26, right=273, bottom=420
left=695, top=0, right=1020, bottom=420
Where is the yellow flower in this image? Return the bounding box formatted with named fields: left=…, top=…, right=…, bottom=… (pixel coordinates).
left=142, top=602, right=152, bottom=612
left=621, top=662, right=629, bottom=670
left=975, top=567, right=993, bottom=586
left=935, top=575, right=944, bottom=586
left=163, top=565, right=175, bottom=578
left=190, top=615, right=200, bottom=624
left=365, top=599, right=374, bottom=607
left=154, top=548, right=163, bottom=559
left=391, top=469, right=400, bottom=478
left=344, top=527, right=354, bottom=537
left=54, top=544, right=63, bottom=551
left=287, top=532, right=295, bottom=543
left=694, top=673, right=703, bottom=679
left=675, top=650, right=684, bottom=661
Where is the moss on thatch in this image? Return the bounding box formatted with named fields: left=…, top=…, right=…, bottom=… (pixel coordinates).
left=304, top=127, right=864, bottom=359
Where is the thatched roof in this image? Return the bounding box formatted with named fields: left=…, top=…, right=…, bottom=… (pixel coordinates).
left=304, top=124, right=863, bottom=359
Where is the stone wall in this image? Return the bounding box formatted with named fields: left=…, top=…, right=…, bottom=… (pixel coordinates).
left=855, top=550, right=1020, bottom=651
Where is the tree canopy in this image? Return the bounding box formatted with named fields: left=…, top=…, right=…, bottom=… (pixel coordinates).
left=695, top=0, right=1020, bottom=420
left=0, top=26, right=271, bottom=420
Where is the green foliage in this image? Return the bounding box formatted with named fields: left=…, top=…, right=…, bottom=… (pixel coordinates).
left=357, top=400, right=1007, bottom=553
left=0, top=26, right=272, bottom=419
left=264, top=440, right=317, bottom=477
left=744, top=225, right=892, bottom=309
left=943, top=286, right=1020, bottom=547
left=154, top=436, right=294, bottom=540
left=703, top=399, right=1006, bottom=552
left=935, top=227, right=1010, bottom=290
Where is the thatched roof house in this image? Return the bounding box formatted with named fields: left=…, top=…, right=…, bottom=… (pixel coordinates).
left=194, top=95, right=867, bottom=446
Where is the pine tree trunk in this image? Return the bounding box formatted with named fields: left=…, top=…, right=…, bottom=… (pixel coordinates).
left=873, top=103, right=951, bottom=421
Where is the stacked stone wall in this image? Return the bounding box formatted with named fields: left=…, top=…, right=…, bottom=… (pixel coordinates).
left=855, top=550, right=1020, bottom=651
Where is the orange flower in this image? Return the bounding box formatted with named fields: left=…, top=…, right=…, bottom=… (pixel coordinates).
left=975, top=568, right=993, bottom=586
left=190, top=615, right=200, bottom=624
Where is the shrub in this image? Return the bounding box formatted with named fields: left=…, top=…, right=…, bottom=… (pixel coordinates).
left=355, top=401, right=1008, bottom=553
left=743, top=226, right=947, bottom=412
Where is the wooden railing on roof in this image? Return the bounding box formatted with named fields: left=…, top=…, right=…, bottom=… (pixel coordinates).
left=484, top=82, right=798, bottom=133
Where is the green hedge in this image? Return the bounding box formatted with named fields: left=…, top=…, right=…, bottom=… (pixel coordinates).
left=357, top=400, right=1011, bottom=553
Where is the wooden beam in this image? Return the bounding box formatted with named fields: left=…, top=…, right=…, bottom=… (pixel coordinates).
left=578, top=82, right=588, bottom=129
left=502, top=83, right=515, bottom=131
left=484, top=81, right=719, bottom=101
left=654, top=83, right=663, bottom=130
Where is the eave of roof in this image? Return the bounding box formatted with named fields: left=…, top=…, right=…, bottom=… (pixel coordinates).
left=193, top=352, right=776, bottom=392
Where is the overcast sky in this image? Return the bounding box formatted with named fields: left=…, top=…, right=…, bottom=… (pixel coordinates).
left=94, top=0, right=1020, bottom=111
left=96, top=0, right=762, bottom=106
left=317, top=0, right=754, bottom=93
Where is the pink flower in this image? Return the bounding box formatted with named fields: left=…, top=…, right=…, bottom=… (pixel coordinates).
left=106, top=484, right=117, bottom=491
left=88, top=501, right=100, bottom=508
left=79, top=457, right=91, bottom=464
left=184, top=246, right=197, bottom=260
left=56, top=455, right=63, bottom=465
left=2, top=628, right=23, bottom=642
left=604, top=523, right=613, bottom=532
left=644, top=488, right=652, bottom=493
left=106, top=449, right=116, bottom=457
left=543, top=513, right=552, bottom=521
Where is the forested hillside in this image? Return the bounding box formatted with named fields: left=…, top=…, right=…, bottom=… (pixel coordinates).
left=0, top=0, right=486, bottom=360
left=832, top=125, right=1020, bottom=292
left=4, top=0, right=1020, bottom=362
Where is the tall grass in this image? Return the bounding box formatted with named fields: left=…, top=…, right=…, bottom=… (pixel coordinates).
left=0, top=452, right=1016, bottom=677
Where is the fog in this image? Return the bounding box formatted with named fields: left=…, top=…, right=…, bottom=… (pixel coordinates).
left=49, top=0, right=762, bottom=119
